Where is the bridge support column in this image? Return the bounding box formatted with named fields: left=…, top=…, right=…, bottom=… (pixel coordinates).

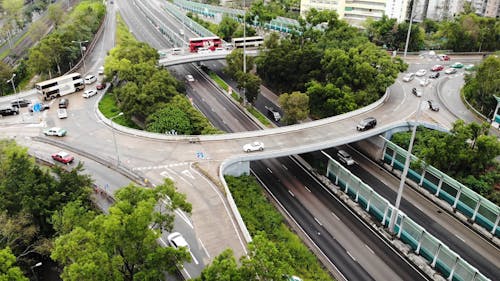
left=471, top=198, right=481, bottom=221
left=452, top=188, right=462, bottom=209
left=224, top=161, right=250, bottom=177
left=435, top=175, right=443, bottom=197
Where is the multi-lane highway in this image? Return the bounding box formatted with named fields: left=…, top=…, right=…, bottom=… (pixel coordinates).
left=0, top=1, right=497, bottom=280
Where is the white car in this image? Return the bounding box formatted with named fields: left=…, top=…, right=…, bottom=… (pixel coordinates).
left=415, top=69, right=427, bottom=77
left=84, top=74, right=97, bottom=84
left=186, top=75, right=195, bottom=82
left=445, top=68, right=457, bottom=74
left=82, top=89, right=98, bottom=98
left=43, top=127, right=67, bottom=137
left=57, top=109, right=68, bottom=119
left=243, top=141, right=264, bottom=152
left=98, top=66, right=104, bottom=75
left=337, top=150, right=354, bottom=165
left=420, top=78, right=430, bottom=87
left=402, top=73, right=415, bottom=82
left=167, top=232, right=189, bottom=249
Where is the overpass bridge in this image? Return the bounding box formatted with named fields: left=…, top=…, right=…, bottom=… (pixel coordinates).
left=158, top=49, right=258, bottom=66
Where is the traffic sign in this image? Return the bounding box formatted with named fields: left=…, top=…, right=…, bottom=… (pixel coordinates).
left=32, top=103, right=42, bottom=112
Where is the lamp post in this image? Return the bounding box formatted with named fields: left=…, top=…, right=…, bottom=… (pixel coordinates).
left=388, top=80, right=427, bottom=234
left=110, top=112, right=124, bottom=167
left=6, top=73, right=21, bottom=112
left=403, top=0, right=417, bottom=58
left=30, top=262, right=42, bottom=281
left=242, top=0, right=247, bottom=106
left=72, top=40, right=89, bottom=74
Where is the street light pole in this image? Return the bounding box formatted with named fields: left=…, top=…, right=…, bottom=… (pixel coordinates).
left=30, top=262, right=42, bottom=281
left=403, top=0, right=417, bottom=58
left=6, top=73, right=21, bottom=110
left=110, top=112, right=124, bottom=167
left=388, top=81, right=426, bottom=234
left=242, top=0, right=247, bottom=105
left=72, top=40, right=89, bottom=74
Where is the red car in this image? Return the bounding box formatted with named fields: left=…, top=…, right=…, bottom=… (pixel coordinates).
left=438, top=54, right=450, bottom=61
left=52, top=151, right=74, bottom=164
left=431, top=65, right=444, bottom=72
left=96, top=82, right=106, bottom=90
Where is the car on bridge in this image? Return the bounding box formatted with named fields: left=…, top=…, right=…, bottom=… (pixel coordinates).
left=52, top=151, right=74, bottom=164
left=243, top=141, right=264, bottom=152
left=356, top=117, right=377, bottom=131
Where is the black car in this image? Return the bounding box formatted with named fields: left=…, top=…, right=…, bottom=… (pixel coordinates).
left=356, top=117, right=377, bottom=131
left=58, top=98, right=69, bottom=108
left=428, top=100, right=440, bottom=111
left=429, top=72, right=440, bottom=79
left=0, top=106, right=19, bottom=116
left=11, top=99, right=31, bottom=108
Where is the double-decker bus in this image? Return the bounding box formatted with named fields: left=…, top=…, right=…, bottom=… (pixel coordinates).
left=189, top=36, right=222, bottom=52
left=35, top=73, right=85, bottom=100
left=231, top=36, right=264, bottom=49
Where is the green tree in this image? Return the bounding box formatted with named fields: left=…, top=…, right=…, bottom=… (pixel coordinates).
left=146, top=105, right=193, bottom=135
left=463, top=55, right=500, bottom=117
left=48, top=3, right=64, bottom=28
left=278, top=91, right=309, bottom=124
left=236, top=72, right=261, bottom=104
left=197, top=249, right=242, bottom=281
left=218, top=16, right=239, bottom=41
left=52, top=181, right=192, bottom=281
left=0, top=247, right=28, bottom=281
left=306, top=81, right=356, bottom=119
left=224, top=49, right=254, bottom=77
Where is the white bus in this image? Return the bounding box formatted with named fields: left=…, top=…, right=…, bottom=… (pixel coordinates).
left=231, top=36, right=264, bottom=49
left=35, top=73, right=85, bottom=100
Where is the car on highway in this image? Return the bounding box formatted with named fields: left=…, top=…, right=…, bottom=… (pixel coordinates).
left=451, top=62, right=464, bottom=68
left=52, top=151, right=74, bottom=164
left=420, top=78, right=430, bottom=87
left=415, top=69, right=427, bottom=77
left=57, top=108, right=68, bottom=119
left=437, top=54, right=450, bottom=61
left=167, top=232, right=189, bottom=249
left=28, top=103, right=50, bottom=112
left=429, top=72, right=440, bottom=79
left=337, top=150, right=354, bottom=165
left=0, top=106, right=19, bottom=116
left=356, top=117, right=377, bottom=131
left=186, top=75, right=195, bottom=82
left=243, top=141, right=264, bottom=152
left=11, top=99, right=31, bottom=108
left=412, top=88, right=422, bottom=97
left=96, top=82, right=106, bottom=90
left=431, top=65, right=444, bottom=72
left=82, top=89, right=98, bottom=98
left=427, top=100, right=440, bottom=111
left=402, top=73, right=415, bottom=82
left=84, top=74, right=97, bottom=84
left=43, top=127, right=67, bottom=137
left=98, top=66, right=104, bottom=75
left=445, top=68, right=457, bottom=74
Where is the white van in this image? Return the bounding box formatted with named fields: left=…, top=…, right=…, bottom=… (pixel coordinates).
left=172, top=48, right=183, bottom=55
left=337, top=150, right=355, bottom=166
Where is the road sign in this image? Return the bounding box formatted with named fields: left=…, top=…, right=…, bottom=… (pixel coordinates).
left=32, top=103, right=42, bottom=112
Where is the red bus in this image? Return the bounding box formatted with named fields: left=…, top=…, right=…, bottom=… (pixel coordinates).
left=189, top=36, right=222, bottom=52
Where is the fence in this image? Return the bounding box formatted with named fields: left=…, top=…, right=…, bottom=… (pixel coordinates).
left=382, top=139, right=499, bottom=237
left=325, top=154, right=491, bottom=281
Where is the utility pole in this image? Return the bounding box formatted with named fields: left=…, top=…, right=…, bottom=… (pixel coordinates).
left=72, top=40, right=89, bottom=74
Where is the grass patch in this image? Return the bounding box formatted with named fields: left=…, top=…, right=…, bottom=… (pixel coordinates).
left=208, top=71, right=229, bottom=91
left=247, top=106, right=271, bottom=127
left=98, top=93, right=139, bottom=129
left=231, top=92, right=242, bottom=102
left=115, top=13, right=137, bottom=44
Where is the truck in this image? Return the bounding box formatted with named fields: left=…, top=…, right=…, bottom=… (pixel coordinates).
left=266, top=106, right=281, bottom=122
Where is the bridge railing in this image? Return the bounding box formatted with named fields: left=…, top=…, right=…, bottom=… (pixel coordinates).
left=164, top=1, right=217, bottom=38
left=382, top=138, right=499, bottom=238
left=324, top=154, right=492, bottom=281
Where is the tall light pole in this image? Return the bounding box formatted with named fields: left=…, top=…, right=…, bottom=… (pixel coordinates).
left=242, top=0, right=247, bottom=105
left=30, top=262, right=42, bottom=281
left=72, top=40, right=88, bottom=74
left=6, top=73, right=21, bottom=110
left=110, top=112, right=124, bottom=167
left=388, top=81, right=427, bottom=234
left=403, top=0, right=416, bottom=58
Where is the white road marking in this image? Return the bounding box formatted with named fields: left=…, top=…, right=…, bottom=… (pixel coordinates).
left=183, top=268, right=191, bottom=279
left=454, top=234, right=465, bottom=243
left=304, top=185, right=311, bottom=192
left=365, top=244, right=375, bottom=255
left=281, top=164, right=288, bottom=170
left=189, top=250, right=199, bottom=265
left=314, top=217, right=323, bottom=226
left=199, top=238, right=210, bottom=258
left=175, top=209, right=194, bottom=229
left=288, top=190, right=295, bottom=197
left=160, top=171, right=174, bottom=180
left=159, top=237, right=168, bottom=246
left=330, top=212, right=340, bottom=221
left=346, top=251, right=357, bottom=261
left=181, top=170, right=195, bottom=179
left=267, top=168, right=273, bottom=174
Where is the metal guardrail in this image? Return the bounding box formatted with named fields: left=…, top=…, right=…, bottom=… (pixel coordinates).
left=324, top=155, right=492, bottom=281
left=164, top=1, right=217, bottom=38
